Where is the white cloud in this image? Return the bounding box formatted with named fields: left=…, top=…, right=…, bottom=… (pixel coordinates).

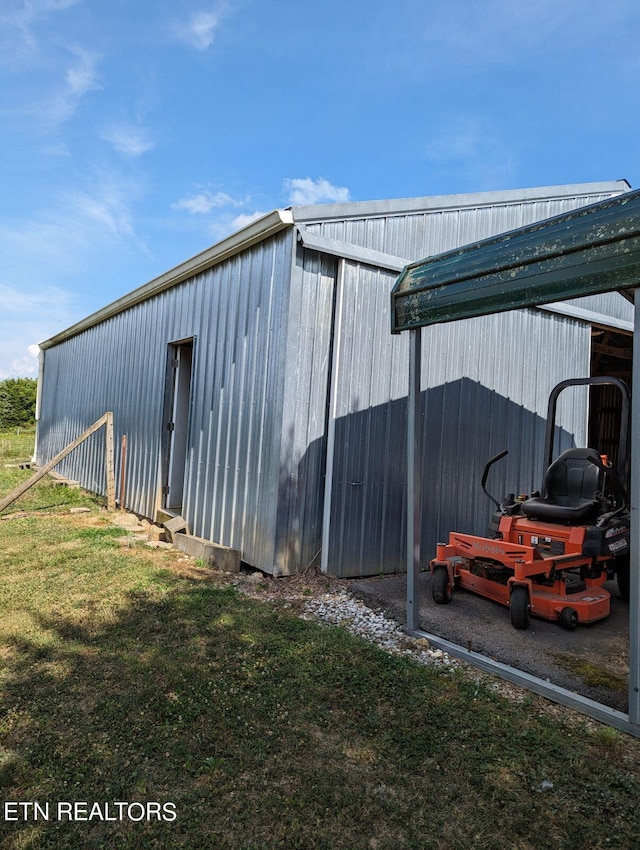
left=64, top=185, right=135, bottom=240
left=101, top=124, right=155, bottom=157
left=35, top=46, right=101, bottom=125
left=228, top=211, right=268, bottom=229
left=7, top=352, right=39, bottom=379
left=204, top=210, right=268, bottom=243
left=65, top=48, right=99, bottom=95
left=285, top=177, right=351, bottom=206
left=172, top=190, right=247, bottom=214
left=173, top=8, right=223, bottom=51
left=0, top=0, right=81, bottom=65
left=0, top=171, right=142, bottom=277
left=0, top=283, right=70, bottom=315
left=0, top=169, right=146, bottom=378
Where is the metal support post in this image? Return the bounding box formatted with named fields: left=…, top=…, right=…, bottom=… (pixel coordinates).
left=406, top=328, right=422, bottom=631
left=629, top=291, right=640, bottom=727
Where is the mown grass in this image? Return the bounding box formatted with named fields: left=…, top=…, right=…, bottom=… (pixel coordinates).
left=0, top=428, right=36, bottom=462
left=1, top=435, right=640, bottom=849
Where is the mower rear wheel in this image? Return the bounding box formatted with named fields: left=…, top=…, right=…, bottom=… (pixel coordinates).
left=509, top=586, right=530, bottom=630
left=559, top=606, right=578, bottom=630
left=432, top=567, right=453, bottom=604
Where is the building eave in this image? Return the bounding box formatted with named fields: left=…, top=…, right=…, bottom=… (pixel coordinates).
left=291, top=180, right=631, bottom=223
left=40, top=208, right=294, bottom=350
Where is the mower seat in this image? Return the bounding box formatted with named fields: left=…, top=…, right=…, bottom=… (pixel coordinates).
left=521, top=448, right=605, bottom=524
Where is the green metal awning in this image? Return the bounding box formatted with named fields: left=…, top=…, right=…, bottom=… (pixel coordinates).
left=391, top=188, right=640, bottom=332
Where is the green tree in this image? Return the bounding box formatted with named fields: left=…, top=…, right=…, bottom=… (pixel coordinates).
left=0, top=378, right=38, bottom=429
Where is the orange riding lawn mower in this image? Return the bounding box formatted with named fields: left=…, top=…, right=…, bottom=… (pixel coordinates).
left=430, top=377, right=632, bottom=631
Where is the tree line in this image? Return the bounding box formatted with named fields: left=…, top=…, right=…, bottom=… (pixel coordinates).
left=0, top=378, right=37, bottom=429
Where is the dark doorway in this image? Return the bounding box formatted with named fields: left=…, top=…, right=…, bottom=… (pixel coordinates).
left=162, top=340, right=194, bottom=513
left=589, top=327, right=633, bottom=477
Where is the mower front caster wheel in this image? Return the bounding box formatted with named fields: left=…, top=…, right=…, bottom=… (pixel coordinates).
left=510, top=586, right=530, bottom=630
left=432, top=567, right=453, bottom=604
left=559, top=607, right=578, bottom=631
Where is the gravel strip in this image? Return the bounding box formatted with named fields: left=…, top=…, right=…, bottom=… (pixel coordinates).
left=298, top=590, right=460, bottom=670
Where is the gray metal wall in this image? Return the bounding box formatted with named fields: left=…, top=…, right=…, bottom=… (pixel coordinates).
left=291, top=187, right=624, bottom=577
left=324, top=260, right=591, bottom=577
left=562, top=292, right=633, bottom=324
left=37, top=231, right=300, bottom=572
left=272, top=247, right=337, bottom=574
left=299, top=190, right=623, bottom=260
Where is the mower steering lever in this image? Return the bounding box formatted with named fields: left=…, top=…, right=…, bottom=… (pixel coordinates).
left=481, top=449, right=508, bottom=509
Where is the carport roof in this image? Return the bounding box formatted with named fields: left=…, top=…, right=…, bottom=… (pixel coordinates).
left=391, top=187, right=640, bottom=332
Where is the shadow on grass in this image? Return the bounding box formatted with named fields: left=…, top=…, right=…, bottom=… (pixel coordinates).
left=1, top=568, right=640, bottom=850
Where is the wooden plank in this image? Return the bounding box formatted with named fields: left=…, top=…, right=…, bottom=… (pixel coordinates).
left=0, top=413, right=110, bottom=513
left=105, top=411, right=116, bottom=511
left=47, top=470, right=80, bottom=488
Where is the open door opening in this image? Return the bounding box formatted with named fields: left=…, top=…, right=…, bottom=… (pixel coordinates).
left=589, top=327, right=633, bottom=480
left=162, top=339, right=194, bottom=514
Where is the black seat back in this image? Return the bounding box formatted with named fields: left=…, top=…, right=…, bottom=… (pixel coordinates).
left=543, top=448, right=604, bottom=507
left=521, top=448, right=605, bottom=523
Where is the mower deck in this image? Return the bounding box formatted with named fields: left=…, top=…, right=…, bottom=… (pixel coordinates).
left=450, top=562, right=611, bottom=625
left=431, top=512, right=616, bottom=629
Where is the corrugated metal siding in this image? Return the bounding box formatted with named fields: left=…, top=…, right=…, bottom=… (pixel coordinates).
left=273, top=247, right=337, bottom=574
left=302, top=192, right=622, bottom=263
left=315, top=190, right=610, bottom=577
left=37, top=231, right=294, bottom=571
left=326, top=260, right=591, bottom=577
left=562, top=292, right=634, bottom=324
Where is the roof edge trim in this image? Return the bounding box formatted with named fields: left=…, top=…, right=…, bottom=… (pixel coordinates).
left=292, top=180, right=630, bottom=223
left=40, top=208, right=294, bottom=350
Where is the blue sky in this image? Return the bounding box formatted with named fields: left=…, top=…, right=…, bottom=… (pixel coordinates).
left=1, top=0, right=639, bottom=379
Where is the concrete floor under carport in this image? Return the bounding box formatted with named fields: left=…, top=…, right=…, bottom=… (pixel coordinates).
left=350, top=570, right=630, bottom=712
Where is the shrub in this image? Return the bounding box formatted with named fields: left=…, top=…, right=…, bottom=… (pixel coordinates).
left=0, top=377, right=37, bottom=428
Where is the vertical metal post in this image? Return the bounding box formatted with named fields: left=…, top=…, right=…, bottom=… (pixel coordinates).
left=406, top=328, right=422, bottom=631
left=120, top=434, right=128, bottom=512
left=321, top=260, right=344, bottom=574
left=629, top=291, right=640, bottom=726
left=32, top=347, right=45, bottom=465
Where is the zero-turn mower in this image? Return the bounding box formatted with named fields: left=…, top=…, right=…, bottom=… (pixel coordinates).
left=430, top=377, right=631, bottom=630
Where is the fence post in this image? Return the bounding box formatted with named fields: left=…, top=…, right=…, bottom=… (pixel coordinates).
left=105, top=412, right=116, bottom=511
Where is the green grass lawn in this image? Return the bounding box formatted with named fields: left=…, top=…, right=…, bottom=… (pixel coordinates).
left=1, top=433, right=640, bottom=849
